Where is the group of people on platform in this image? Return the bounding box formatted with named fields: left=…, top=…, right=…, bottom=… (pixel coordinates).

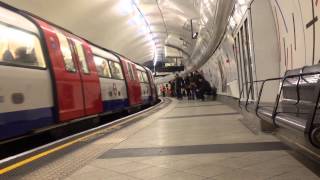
left=160, top=71, right=216, bottom=101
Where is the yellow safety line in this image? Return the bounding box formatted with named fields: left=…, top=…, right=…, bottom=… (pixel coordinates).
left=0, top=101, right=160, bottom=175
left=0, top=130, right=100, bottom=175
left=0, top=118, right=133, bottom=175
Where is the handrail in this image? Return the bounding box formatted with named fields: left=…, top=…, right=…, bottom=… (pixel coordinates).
left=307, top=86, right=320, bottom=148
left=245, top=82, right=254, bottom=111
left=239, top=81, right=251, bottom=109
left=239, top=79, right=269, bottom=112
left=255, top=77, right=283, bottom=118
left=270, top=71, right=320, bottom=147
left=272, top=71, right=320, bottom=122
left=238, top=81, right=252, bottom=109
left=294, top=67, right=305, bottom=105
left=238, top=70, right=320, bottom=148
left=295, top=76, right=301, bottom=105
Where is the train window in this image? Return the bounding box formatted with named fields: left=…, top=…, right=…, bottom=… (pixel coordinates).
left=74, top=42, right=90, bottom=74
left=142, top=71, right=149, bottom=83
left=127, top=63, right=135, bottom=80
left=109, top=61, right=124, bottom=79
left=137, top=70, right=144, bottom=82
left=93, top=55, right=111, bottom=78
left=56, top=30, right=76, bottom=72
left=0, top=24, right=46, bottom=68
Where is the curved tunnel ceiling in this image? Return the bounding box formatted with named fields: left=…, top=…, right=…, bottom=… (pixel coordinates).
left=2, top=0, right=200, bottom=64
left=3, top=0, right=234, bottom=73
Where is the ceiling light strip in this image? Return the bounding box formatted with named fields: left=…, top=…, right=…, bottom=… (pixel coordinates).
left=155, top=0, right=169, bottom=36
left=131, top=0, right=158, bottom=62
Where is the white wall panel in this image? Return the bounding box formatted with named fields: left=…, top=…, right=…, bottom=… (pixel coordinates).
left=270, top=0, right=320, bottom=73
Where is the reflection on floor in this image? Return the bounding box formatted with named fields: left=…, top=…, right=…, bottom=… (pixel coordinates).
left=65, top=99, right=318, bottom=180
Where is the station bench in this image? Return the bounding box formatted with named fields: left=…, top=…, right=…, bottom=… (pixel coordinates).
left=240, top=64, right=320, bottom=148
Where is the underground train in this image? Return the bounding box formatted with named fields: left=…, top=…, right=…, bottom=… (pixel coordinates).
left=0, top=4, right=157, bottom=141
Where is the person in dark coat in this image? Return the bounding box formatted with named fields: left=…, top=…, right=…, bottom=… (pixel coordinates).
left=160, top=84, right=166, bottom=97
left=184, top=76, right=191, bottom=99
left=194, top=70, right=204, bottom=99
left=188, top=72, right=196, bottom=100
left=14, top=47, right=37, bottom=66
left=169, top=80, right=175, bottom=97
left=175, top=74, right=184, bottom=100
left=194, top=70, right=204, bottom=87
left=198, top=77, right=212, bottom=101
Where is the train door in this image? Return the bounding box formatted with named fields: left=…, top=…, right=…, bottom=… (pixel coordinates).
left=67, top=36, right=103, bottom=116
left=131, top=64, right=143, bottom=104
left=120, top=60, right=132, bottom=105
left=37, top=20, right=85, bottom=122
left=136, top=68, right=151, bottom=104
left=145, top=69, right=157, bottom=103
left=120, top=59, right=142, bottom=106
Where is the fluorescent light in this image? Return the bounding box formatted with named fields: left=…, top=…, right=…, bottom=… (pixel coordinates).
left=192, top=32, right=199, bottom=39
left=116, top=0, right=157, bottom=60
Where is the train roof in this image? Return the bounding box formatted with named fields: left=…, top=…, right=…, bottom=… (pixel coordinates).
left=0, top=5, right=39, bottom=35
left=135, top=64, right=146, bottom=72
left=90, top=45, right=120, bottom=63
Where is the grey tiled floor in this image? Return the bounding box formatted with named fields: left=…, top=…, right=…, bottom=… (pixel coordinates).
left=66, top=99, right=319, bottom=180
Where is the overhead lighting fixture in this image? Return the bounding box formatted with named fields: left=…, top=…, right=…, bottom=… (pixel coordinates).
left=192, top=32, right=199, bottom=39
left=190, top=19, right=198, bottom=39
left=153, top=48, right=158, bottom=66
left=117, top=0, right=158, bottom=58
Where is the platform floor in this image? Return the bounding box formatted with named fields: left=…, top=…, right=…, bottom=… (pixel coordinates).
left=61, top=99, right=318, bottom=180
left=7, top=98, right=319, bottom=180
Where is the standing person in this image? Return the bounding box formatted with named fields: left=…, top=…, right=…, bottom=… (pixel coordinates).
left=194, top=70, right=204, bottom=99
left=198, top=77, right=211, bottom=101
left=184, top=76, right=190, bottom=99
left=169, top=80, right=175, bottom=97
left=188, top=72, right=196, bottom=100
left=160, top=84, right=166, bottom=97
left=175, top=74, right=183, bottom=100
left=165, top=84, right=170, bottom=97
left=194, top=70, right=204, bottom=81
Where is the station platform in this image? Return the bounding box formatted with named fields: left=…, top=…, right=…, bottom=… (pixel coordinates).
left=1, top=98, right=320, bottom=180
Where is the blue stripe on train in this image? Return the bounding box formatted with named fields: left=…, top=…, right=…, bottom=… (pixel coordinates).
left=148, top=96, right=154, bottom=103
left=0, top=107, right=55, bottom=140
left=142, top=96, right=152, bottom=105
left=0, top=98, right=139, bottom=140
left=102, top=99, right=129, bottom=113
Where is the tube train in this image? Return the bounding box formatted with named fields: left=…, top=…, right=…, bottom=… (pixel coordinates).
left=0, top=4, right=158, bottom=141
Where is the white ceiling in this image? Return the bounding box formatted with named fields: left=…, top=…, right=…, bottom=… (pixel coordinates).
left=2, top=0, right=202, bottom=64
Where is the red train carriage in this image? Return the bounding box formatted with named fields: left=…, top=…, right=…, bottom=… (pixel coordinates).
left=0, top=3, right=157, bottom=141
left=145, top=68, right=158, bottom=104
left=91, top=45, right=129, bottom=114
left=34, top=19, right=103, bottom=122
left=119, top=57, right=143, bottom=107
left=135, top=64, right=152, bottom=105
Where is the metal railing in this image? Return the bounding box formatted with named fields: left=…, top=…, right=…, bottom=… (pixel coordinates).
left=238, top=79, right=269, bottom=112
left=238, top=70, right=320, bottom=148
left=238, top=80, right=257, bottom=111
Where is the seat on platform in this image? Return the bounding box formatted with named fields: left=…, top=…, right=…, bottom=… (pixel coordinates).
left=256, top=64, right=320, bottom=132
